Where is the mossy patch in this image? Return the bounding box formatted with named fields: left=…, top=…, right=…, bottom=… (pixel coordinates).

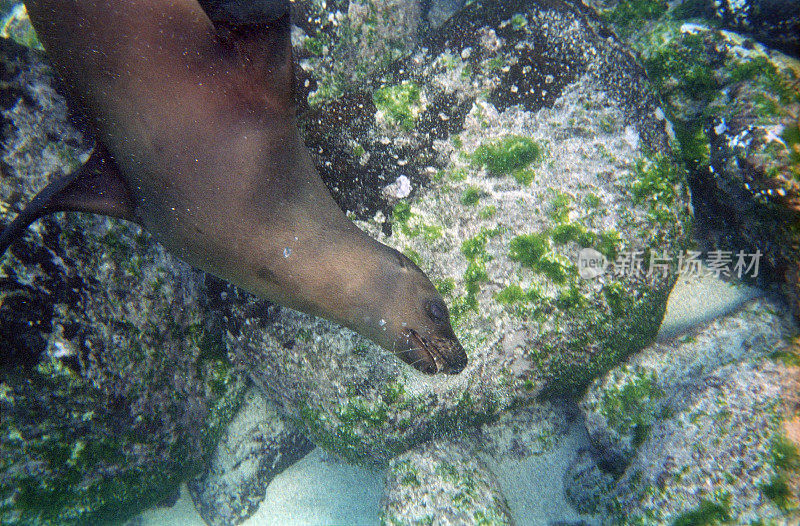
left=472, top=135, right=542, bottom=179
left=598, top=368, right=664, bottom=446
left=600, top=0, right=668, bottom=35
left=462, top=186, right=485, bottom=206
left=671, top=498, right=731, bottom=526
left=508, top=233, right=550, bottom=268
left=551, top=223, right=595, bottom=247
left=373, top=81, right=423, bottom=130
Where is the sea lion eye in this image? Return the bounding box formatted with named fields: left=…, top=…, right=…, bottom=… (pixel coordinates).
left=426, top=299, right=448, bottom=323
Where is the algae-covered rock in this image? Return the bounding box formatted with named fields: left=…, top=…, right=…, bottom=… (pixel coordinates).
left=188, top=386, right=314, bottom=526
left=380, top=439, right=515, bottom=526
left=580, top=296, right=795, bottom=471
left=236, top=0, right=690, bottom=464
left=593, top=1, right=800, bottom=320
left=0, top=37, right=246, bottom=524
left=566, top=297, right=800, bottom=523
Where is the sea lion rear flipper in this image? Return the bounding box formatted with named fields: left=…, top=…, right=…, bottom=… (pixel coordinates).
left=0, top=144, right=136, bottom=256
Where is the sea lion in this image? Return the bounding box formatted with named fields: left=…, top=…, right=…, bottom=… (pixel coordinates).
left=0, top=0, right=467, bottom=375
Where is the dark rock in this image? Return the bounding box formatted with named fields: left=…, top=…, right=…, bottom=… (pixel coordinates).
left=0, top=37, right=247, bottom=525
left=188, top=387, right=314, bottom=526
left=714, top=0, right=800, bottom=57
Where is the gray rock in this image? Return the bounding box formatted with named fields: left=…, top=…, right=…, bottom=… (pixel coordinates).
left=568, top=297, right=800, bottom=523
left=188, top=386, right=314, bottom=526
left=0, top=37, right=246, bottom=524
left=237, top=0, right=689, bottom=464
left=580, top=296, right=795, bottom=470
left=475, top=402, right=569, bottom=460
left=381, top=439, right=515, bottom=526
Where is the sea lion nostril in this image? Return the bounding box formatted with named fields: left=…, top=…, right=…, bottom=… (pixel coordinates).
left=445, top=346, right=468, bottom=375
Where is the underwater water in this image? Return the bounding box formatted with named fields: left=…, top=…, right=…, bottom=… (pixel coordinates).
left=0, top=0, right=798, bottom=525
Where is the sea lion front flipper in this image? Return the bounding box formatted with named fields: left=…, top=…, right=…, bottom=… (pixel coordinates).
left=0, top=144, right=136, bottom=256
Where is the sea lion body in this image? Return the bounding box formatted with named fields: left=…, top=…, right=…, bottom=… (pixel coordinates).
left=8, top=0, right=467, bottom=374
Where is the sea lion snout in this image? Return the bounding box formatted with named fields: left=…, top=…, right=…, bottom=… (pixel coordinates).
left=400, top=328, right=468, bottom=375
left=376, top=248, right=469, bottom=375
left=393, top=295, right=468, bottom=375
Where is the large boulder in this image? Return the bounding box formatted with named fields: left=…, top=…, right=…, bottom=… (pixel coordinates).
left=0, top=37, right=246, bottom=524
left=566, top=297, right=800, bottom=523
left=236, top=0, right=690, bottom=464
left=591, top=0, right=800, bottom=319
left=381, top=440, right=515, bottom=526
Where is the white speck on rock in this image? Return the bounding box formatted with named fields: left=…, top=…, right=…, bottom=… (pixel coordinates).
left=382, top=175, right=413, bottom=200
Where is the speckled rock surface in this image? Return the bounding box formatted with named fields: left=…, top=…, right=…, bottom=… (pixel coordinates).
left=381, top=439, right=515, bottom=526
left=581, top=296, right=796, bottom=470
left=591, top=1, right=800, bottom=319
left=0, top=37, right=246, bottom=525
left=566, top=297, right=800, bottom=523
left=188, top=386, right=314, bottom=526
left=237, top=0, right=689, bottom=464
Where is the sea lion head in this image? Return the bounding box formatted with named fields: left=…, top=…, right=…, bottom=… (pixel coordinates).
left=369, top=246, right=468, bottom=375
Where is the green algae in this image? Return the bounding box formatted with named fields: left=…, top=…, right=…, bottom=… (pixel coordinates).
left=771, top=434, right=800, bottom=472
left=373, top=81, right=422, bottom=131
left=761, top=474, right=795, bottom=511
left=600, top=0, right=667, bottom=34
left=472, top=135, right=542, bottom=177
left=549, top=191, right=573, bottom=222
left=550, top=223, right=595, bottom=247
left=392, top=201, right=442, bottom=242
left=671, top=499, right=731, bottom=526
left=435, top=277, right=456, bottom=296
left=494, top=284, right=542, bottom=319
left=598, top=368, right=664, bottom=446
left=494, top=285, right=531, bottom=305
left=508, top=233, right=550, bottom=268
left=762, top=433, right=800, bottom=511
left=462, top=186, right=484, bottom=206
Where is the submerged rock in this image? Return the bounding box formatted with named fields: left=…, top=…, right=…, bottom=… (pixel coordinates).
left=567, top=297, right=800, bottom=523
left=237, top=0, right=689, bottom=463
left=188, top=386, right=314, bottom=526
left=713, top=0, right=799, bottom=57
left=381, top=439, right=515, bottom=526
left=594, top=1, right=800, bottom=319
left=580, top=296, right=795, bottom=471
left=0, top=38, right=246, bottom=524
